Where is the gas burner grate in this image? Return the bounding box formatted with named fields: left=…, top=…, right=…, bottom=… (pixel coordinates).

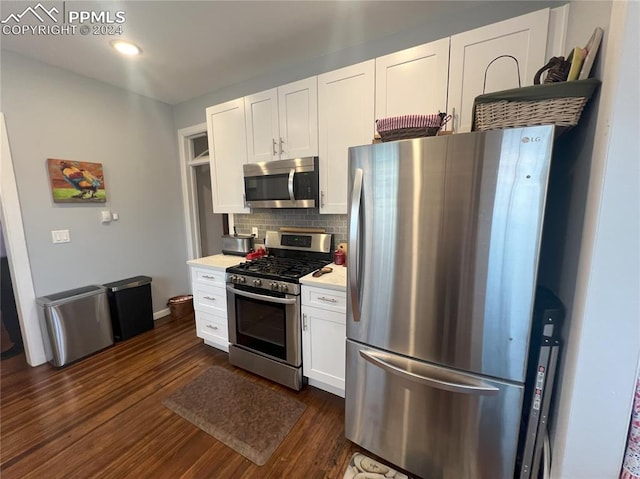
left=228, top=256, right=330, bottom=281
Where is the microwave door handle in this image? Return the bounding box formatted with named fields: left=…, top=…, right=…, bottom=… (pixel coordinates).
left=226, top=285, right=297, bottom=305
left=288, top=168, right=295, bottom=201
left=359, top=350, right=500, bottom=396
left=349, top=168, right=363, bottom=322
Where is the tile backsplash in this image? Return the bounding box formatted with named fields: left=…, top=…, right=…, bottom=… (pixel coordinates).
left=233, top=209, right=347, bottom=246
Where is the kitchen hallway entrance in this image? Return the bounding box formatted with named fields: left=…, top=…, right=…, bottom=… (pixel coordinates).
left=178, top=123, right=228, bottom=260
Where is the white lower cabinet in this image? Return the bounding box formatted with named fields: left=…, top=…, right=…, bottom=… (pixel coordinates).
left=196, top=310, right=229, bottom=349
left=190, top=266, right=229, bottom=352
left=301, top=285, right=346, bottom=397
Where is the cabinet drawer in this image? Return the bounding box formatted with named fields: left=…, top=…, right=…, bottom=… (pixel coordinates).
left=191, top=267, right=227, bottom=287
left=193, top=283, right=227, bottom=315
left=195, top=311, right=228, bottom=348
left=302, top=286, right=346, bottom=313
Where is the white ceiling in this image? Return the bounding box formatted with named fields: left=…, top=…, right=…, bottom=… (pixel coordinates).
left=1, top=1, right=481, bottom=105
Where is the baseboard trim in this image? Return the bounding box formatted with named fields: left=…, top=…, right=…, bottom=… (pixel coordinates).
left=153, top=308, right=170, bottom=320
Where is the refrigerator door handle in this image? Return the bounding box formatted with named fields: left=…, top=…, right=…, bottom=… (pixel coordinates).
left=349, top=168, right=364, bottom=322
left=359, top=350, right=500, bottom=396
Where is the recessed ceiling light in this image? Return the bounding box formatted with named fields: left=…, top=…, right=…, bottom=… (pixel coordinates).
left=110, top=40, right=142, bottom=57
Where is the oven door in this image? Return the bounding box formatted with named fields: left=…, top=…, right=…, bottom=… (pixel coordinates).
left=227, top=285, right=301, bottom=366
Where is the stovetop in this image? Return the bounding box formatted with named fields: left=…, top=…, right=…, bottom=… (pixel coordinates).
left=227, top=256, right=330, bottom=283
left=226, top=230, right=333, bottom=286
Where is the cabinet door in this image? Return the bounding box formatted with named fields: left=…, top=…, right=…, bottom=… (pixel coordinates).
left=278, top=77, right=318, bottom=160
left=244, top=88, right=279, bottom=163
left=206, top=98, right=249, bottom=213
left=448, top=8, right=550, bottom=133
left=375, top=38, right=450, bottom=122
left=302, top=305, right=346, bottom=397
left=318, top=60, right=374, bottom=214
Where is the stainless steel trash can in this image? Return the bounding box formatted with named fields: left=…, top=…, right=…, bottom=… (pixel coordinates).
left=103, top=275, right=153, bottom=341
left=36, top=285, right=113, bottom=367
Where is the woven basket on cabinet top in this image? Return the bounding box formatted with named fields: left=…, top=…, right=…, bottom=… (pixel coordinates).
left=376, top=113, right=448, bottom=141
left=472, top=78, right=600, bottom=132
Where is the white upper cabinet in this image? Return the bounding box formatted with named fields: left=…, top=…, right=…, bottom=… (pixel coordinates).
left=318, top=60, right=375, bottom=214
left=206, top=98, right=249, bottom=214
left=245, top=76, right=318, bottom=163
left=375, top=38, right=450, bottom=122
left=244, top=89, right=279, bottom=164
left=448, top=8, right=550, bottom=133
left=278, top=77, right=318, bottom=159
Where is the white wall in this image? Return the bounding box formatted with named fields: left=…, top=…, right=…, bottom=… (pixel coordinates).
left=1, top=52, right=189, bottom=329
left=550, top=1, right=640, bottom=477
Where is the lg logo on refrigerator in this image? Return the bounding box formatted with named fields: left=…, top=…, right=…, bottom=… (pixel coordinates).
left=521, top=136, right=543, bottom=143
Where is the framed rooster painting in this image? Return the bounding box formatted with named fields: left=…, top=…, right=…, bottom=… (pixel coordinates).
left=47, top=159, right=107, bottom=203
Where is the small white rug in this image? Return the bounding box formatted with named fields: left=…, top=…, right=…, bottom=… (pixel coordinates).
left=344, top=452, right=409, bottom=479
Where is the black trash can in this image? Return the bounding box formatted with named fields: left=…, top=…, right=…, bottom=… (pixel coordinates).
left=103, top=276, right=153, bottom=341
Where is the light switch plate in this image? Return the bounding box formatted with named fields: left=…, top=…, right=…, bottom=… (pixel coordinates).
left=51, top=229, right=70, bottom=244
left=252, top=227, right=259, bottom=237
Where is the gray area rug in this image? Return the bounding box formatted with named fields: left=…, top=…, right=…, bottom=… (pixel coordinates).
left=163, top=366, right=306, bottom=466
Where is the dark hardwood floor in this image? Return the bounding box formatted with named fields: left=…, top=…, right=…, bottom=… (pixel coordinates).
left=0, top=316, right=362, bottom=478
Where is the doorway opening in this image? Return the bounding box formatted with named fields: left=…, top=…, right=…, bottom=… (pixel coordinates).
left=178, top=124, right=228, bottom=259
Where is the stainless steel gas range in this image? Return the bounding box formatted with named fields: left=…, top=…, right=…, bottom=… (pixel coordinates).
left=226, top=230, right=333, bottom=390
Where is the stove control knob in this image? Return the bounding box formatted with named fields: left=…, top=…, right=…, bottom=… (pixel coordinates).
left=270, top=282, right=279, bottom=291
left=229, top=275, right=237, bottom=283
left=237, top=276, right=246, bottom=284
left=279, top=283, right=288, bottom=293
left=253, top=279, right=262, bottom=287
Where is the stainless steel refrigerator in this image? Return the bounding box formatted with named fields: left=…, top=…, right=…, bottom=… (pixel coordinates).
left=345, top=125, right=554, bottom=479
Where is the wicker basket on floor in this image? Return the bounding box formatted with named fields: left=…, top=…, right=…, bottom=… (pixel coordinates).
left=167, top=295, right=194, bottom=320
left=472, top=78, right=600, bottom=132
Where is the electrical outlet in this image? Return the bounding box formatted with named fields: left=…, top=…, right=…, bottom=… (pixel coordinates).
left=251, top=227, right=259, bottom=237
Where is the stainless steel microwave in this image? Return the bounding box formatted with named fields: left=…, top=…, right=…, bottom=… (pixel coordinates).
left=243, top=157, right=319, bottom=208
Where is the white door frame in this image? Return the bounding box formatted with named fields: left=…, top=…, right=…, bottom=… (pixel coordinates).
left=0, top=113, right=46, bottom=366
left=177, top=123, right=234, bottom=261
left=178, top=123, right=207, bottom=260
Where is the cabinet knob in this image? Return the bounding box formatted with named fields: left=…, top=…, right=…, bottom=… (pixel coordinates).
left=321, top=191, right=325, bottom=208
left=279, top=137, right=284, bottom=155
left=204, top=296, right=216, bottom=300
left=272, top=138, right=278, bottom=156
left=303, top=313, right=308, bottom=331
left=202, top=275, right=215, bottom=279
left=206, top=324, right=219, bottom=330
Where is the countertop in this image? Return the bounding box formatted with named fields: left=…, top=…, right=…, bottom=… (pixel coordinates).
left=300, top=263, right=347, bottom=292
left=187, top=255, right=347, bottom=291
left=187, top=254, right=245, bottom=270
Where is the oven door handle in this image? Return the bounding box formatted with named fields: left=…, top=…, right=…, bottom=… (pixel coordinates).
left=226, top=285, right=298, bottom=305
